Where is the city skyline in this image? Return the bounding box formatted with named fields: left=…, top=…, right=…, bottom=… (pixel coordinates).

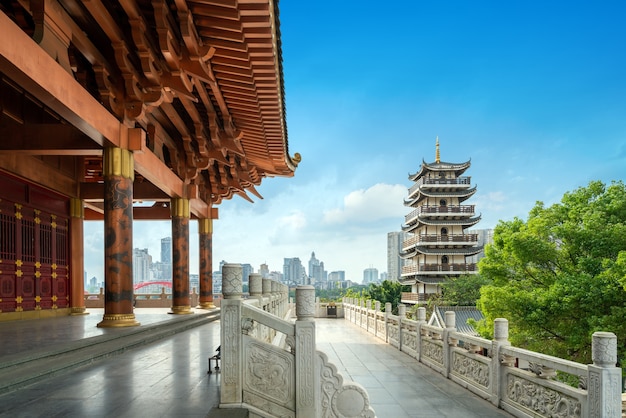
left=84, top=1, right=625, bottom=281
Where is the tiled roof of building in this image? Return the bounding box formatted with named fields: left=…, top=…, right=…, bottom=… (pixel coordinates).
left=428, top=306, right=484, bottom=336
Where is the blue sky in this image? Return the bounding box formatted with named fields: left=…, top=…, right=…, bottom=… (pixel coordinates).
left=85, top=1, right=626, bottom=283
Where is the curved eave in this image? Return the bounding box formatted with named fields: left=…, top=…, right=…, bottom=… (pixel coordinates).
left=194, top=0, right=297, bottom=178
left=414, top=246, right=484, bottom=256
left=402, top=223, right=419, bottom=233
left=414, top=215, right=482, bottom=228
left=405, top=187, right=477, bottom=207
left=408, top=159, right=471, bottom=181
left=400, top=249, right=418, bottom=259
left=416, top=277, right=446, bottom=284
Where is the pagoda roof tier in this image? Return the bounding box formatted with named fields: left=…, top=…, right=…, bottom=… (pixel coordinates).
left=402, top=246, right=484, bottom=258
left=401, top=276, right=446, bottom=285
left=401, top=222, right=420, bottom=233
left=416, top=276, right=447, bottom=284
left=404, top=187, right=477, bottom=207
left=409, top=160, right=471, bottom=181
left=404, top=215, right=482, bottom=231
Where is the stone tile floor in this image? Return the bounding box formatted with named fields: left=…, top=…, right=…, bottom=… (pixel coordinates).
left=0, top=309, right=512, bottom=417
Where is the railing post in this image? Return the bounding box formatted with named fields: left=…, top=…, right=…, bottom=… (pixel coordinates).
left=219, top=263, right=243, bottom=406
left=249, top=273, right=262, bottom=299
left=490, top=318, right=510, bottom=408
left=398, top=304, right=406, bottom=351
left=442, top=311, right=456, bottom=377
left=588, top=331, right=621, bottom=418
left=261, top=278, right=271, bottom=311
left=295, top=285, right=317, bottom=418
left=374, top=301, right=381, bottom=338
left=416, top=307, right=426, bottom=362
left=384, top=302, right=392, bottom=343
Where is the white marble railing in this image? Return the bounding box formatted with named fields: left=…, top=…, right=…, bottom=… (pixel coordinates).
left=343, top=298, right=623, bottom=418
left=218, top=264, right=375, bottom=418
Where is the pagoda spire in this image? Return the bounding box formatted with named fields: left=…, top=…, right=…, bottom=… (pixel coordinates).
left=435, top=137, right=440, bottom=163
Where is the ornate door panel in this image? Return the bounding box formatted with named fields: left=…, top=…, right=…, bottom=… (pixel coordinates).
left=0, top=174, right=69, bottom=313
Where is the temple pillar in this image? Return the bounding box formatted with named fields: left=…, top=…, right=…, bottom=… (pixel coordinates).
left=170, top=198, right=192, bottom=314
left=98, top=147, right=139, bottom=328
left=197, top=218, right=216, bottom=309
left=69, top=198, right=87, bottom=315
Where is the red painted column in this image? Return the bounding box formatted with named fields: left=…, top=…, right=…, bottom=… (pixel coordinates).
left=69, top=198, right=87, bottom=315
left=98, top=147, right=139, bottom=328
left=197, top=218, right=216, bottom=309
left=170, top=198, right=192, bottom=314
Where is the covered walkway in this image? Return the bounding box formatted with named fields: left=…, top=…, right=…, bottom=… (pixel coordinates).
left=0, top=311, right=511, bottom=417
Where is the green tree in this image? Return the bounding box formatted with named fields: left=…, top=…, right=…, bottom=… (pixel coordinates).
left=363, top=280, right=409, bottom=315
left=440, top=274, right=492, bottom=306
left=476, top=180, right=626, bottom=365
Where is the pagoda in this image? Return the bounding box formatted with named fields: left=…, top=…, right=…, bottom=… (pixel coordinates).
left=400, top=139, right=482, bottom=303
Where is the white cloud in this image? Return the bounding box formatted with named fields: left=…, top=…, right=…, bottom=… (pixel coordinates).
left=323, top=183, right=406, bottom=224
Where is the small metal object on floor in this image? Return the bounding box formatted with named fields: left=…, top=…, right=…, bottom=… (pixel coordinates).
left=208, top=345, right=221, bottom=374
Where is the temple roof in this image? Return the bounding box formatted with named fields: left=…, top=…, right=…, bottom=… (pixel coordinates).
left=429, top=306, right=484, bottom=336
left=0, top=0, right=297, bottom=218
left=408, top=160, right=471, bottom=182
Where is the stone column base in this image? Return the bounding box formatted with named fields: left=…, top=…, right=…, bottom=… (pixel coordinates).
left=169, top=305, right=193, bottom=315
left=70, top=307, right=89, bottom=316
left=97, top=313, right=140, bottom=328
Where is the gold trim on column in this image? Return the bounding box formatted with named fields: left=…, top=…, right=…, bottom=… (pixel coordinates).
left=169, top=305, right=193, bottom=315
left=103, top=147, right=134, bottom=180
left=97, top=313, right=141, bottom=327
left=70, top=198, right=84, bottom=218
left=198, top=218, right=213, bottom=234
left=171, top=198, right=190, bottom=219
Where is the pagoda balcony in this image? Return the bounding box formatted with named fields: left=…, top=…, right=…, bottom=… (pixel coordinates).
left=404, top=205, right=475, bottom=224
left=400, top=292, right=439, bottom=304
left=402, top=233, right=478, bottom=250
left=401, top=263, right=478, bottom=275
left=408, top=176, right=471, bottom=197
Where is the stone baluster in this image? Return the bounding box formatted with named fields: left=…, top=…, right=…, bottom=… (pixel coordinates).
left=220, top=263, right=243, bottom=405
left=384, top=302, right=392, bottom=343
left=295, top=285, right=317, bottom=418
left=271, top=280, right=278, bottom=315
left=442, top=311, right=456, bottom=377
left=374, top=301, right=381, bottom=338
left=398, top=304, right=406, bottom=351
left=587, top=331, right=621, bottom=418
left=261, top=278, right=271, bottom=311
left=490, top=318, right=511, bottom=407
left=416, top=307, right=426, bottom=362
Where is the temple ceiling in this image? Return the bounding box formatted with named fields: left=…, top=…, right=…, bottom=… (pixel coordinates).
left=0, top=0, right=298, bottom=216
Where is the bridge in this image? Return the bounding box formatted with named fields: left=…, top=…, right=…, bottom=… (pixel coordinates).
left=133, top=281, right=172, bottom=291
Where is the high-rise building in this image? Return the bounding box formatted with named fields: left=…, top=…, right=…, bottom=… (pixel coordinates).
left=259, top=263, right=270, bottom=278
left=308, top=251, right=325, bottom=285
left=362, top=267, right=378, bottom=284
left=160, top=237, right=172, bottom=280
left=465, top=228, right=494, bottom=264
left=283, top=257, right=304, bottom=285
left=242, top=264, right=253, bottom=284
left=387, top=231, right=406, bottom=281
left=400, top=139, right=482, bottom=303
left=132, top=248, right=152, bottom=285
left=328, top=271, right=345, bottom=282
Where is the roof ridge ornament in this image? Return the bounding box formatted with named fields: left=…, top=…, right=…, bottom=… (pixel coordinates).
left=435, top=136, right=440, bottom=163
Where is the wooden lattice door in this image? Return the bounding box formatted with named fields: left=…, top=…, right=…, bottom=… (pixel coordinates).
left=0, top=176, right=69, bottom=313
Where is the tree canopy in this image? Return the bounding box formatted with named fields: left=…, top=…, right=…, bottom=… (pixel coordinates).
left=476, top=180, right=626, bottom=366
